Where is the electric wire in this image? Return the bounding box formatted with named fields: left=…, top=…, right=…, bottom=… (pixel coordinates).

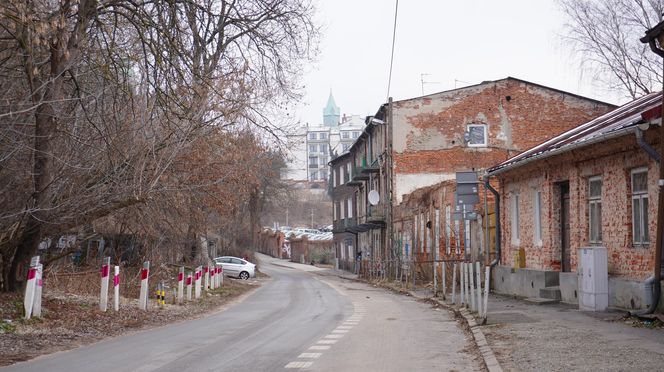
left=386, top=0, right=399, bottom=101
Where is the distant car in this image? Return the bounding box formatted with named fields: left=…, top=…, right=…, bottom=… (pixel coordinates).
left=213, top=256, right=256, bottom=280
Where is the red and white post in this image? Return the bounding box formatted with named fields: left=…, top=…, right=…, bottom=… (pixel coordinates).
left=194, top=266, right=202, bottom=299
left=32, top=264, right=43, bottom=318
left=23, top=256, right=40, bottom=319
left=113, top=265, right=120, bottom=311
left=139, top=261, right=150, bottom=310
left=204, top=266, right=209, bottom=291
left=218, top=265, right=223, bottom=287
left=209, top=266, right=215, bottom=290
left=177, top=266, right=185, bottom=304
left=100, top=257, right=111, bottom=312
left=186, top=273, right=192, bottom=301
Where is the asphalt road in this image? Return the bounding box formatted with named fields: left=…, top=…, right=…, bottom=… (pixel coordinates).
left=2, top=255, right=480, bottom=371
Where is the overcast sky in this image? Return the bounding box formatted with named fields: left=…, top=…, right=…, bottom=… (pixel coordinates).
left=294, top=0, right=624, bottom=126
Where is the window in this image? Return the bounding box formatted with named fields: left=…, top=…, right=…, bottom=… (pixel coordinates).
left=534, top=190, right=542, bottom=244
left=321, top=171, right=328, bottom=181
left=340, top=200, right=345, bottom=219
left=632, top=169, right=649, bottom=244
left=511, top=192, right=520, bottom=244
left=342, top=131, right=350, bottom=139
left=309, top=133, right=317, bottom=140
left=347, top=198, right=353, bottom=218
left=319, top=144, right=327, bottom=153
left=420, top=213, right=425, bottom=252
left=320, top=132, right=328, bottom=140
left=308, top=156, right=318, bottom=168
left=352, top=131, right=360, bottom=139
left=308, top=144, right=316, bottom=153
left=342, top=143, right=350, bottom=151
left=333, top=202, right=337, bottom=221
left=332, top=168, right=336, bottom=186
left=320, top=156, right=328, bottom=166
left=466, top=124, right=487, bottom=147
left=309, top=171, right=318, bottom=181
left=588, top=177, right=602, bottom=244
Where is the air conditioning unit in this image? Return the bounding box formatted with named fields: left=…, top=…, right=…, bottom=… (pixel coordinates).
left=578, top=246, right=608, bottom=311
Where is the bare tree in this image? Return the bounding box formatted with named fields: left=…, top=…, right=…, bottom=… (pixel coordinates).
left=560, top=0, right=664, bottom=98
left=0, top=0, right=318, bottom=291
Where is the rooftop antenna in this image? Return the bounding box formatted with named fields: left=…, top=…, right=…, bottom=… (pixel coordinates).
left=454, top=79, right=471, bottom=89
left=421, top=73, right=441, bottom=95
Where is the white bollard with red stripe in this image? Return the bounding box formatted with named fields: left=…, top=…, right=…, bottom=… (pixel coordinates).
left=100, top=257, right=111, bottom=312
left=23, top=256, right=40, bottom=319
left=32, top=264, right=43, bottom=318
left=177, top=266, right=184, bottom=304
left=113, top=266, right=120, bottom=311
left=204, top=266, right=209, bottom=291
left=186, top=273, right=192, bottom=301
left=209, top=266, right=215, bottom=290
left=138, top=261, right=150, bottom=310
left=194, top=266, right=202, bottom=299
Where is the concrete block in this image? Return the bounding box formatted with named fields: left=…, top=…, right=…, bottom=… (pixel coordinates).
left=491, top=266, right=514, bottom=295
left=608, top=277, right=646, bottom=310
left=559, top=272, right=578, bottom=304
left=515, top=268, right=560, bottom=299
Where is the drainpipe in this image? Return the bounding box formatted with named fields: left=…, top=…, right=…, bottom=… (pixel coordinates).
left=484, top=176, right=501, bottom=268
left=633, top=127, right=661, bottom=315
left=635, top=127, right=660, bottom=162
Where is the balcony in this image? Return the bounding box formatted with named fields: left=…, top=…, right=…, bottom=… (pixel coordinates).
left=367, top=205, right=385, bottom=224
left=352, top=166, right=369, bottom=181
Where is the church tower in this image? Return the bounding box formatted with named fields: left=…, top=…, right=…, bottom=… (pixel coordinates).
left=323, top=91, right=340, bottom=127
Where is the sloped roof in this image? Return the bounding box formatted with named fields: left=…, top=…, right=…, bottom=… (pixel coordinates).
left=487, top=91, right=662, bottom=175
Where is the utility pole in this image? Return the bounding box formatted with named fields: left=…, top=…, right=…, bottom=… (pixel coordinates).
left=285, top=208, right=289, bottom=226
left=311, top=208, right=314, bottom=229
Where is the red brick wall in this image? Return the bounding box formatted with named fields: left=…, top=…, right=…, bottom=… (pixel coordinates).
left=498, top=132, right=658, bottom=280
left=390, top=78, right=614, bottom=202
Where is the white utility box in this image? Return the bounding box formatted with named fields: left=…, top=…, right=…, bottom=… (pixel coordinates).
left=578, top=246, right=608, bottom=311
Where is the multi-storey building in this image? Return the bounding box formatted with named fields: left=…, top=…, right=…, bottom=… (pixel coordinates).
left=330, top=77, right=615, bottom=273
left=281, top=92, right=364, bottom=184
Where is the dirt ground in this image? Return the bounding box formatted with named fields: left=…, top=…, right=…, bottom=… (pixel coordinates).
left=0, top=276, right=265, bottom=367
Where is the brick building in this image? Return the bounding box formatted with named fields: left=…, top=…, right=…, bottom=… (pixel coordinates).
left=487, top=92, right=664, bottom=310
left=330, top=77, right=614, bottom=274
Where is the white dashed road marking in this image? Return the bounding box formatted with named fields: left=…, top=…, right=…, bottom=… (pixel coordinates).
left=309, top=345, right=330, bottom=350
left=285, top=361, right=313, bottom=369
left=285, top=301, right=366, bottom=369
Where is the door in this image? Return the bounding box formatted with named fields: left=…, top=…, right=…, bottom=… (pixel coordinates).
left=560, top=182, right=571, bottom=272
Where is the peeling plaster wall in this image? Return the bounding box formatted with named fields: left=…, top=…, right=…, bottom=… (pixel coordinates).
left=390, top=78, right=614, bottom=205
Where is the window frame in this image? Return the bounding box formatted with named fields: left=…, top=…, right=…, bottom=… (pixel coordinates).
left=588, top=176, right=602, bottom=244
left=533, top=190, right=542, bottom=245
left=631, top=168, right=650, bottom=245
left=511, top=192, right=520, bottom=245
left=466, top=124, right=488, bottom=148
left=308, top=132, right=317, bottom=140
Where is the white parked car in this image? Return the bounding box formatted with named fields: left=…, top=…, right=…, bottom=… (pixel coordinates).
left=213, top=256, right=256, bottom=280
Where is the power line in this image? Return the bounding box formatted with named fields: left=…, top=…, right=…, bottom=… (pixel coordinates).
left=386, top=0, right=399, bottom=101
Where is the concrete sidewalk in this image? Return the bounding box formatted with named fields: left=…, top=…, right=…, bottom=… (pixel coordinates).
left=322, top=268, right=664, bottom=371
left=481, top=294, right=664, bottom=371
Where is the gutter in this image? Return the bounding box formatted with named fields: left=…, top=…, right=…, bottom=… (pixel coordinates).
left=488, top=127, right=638, bottom=177
left=633, top=127, right=661, bottom=315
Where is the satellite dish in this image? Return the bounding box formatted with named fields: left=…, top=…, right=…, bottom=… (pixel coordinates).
left=368, top=190, right=380, bottom=206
